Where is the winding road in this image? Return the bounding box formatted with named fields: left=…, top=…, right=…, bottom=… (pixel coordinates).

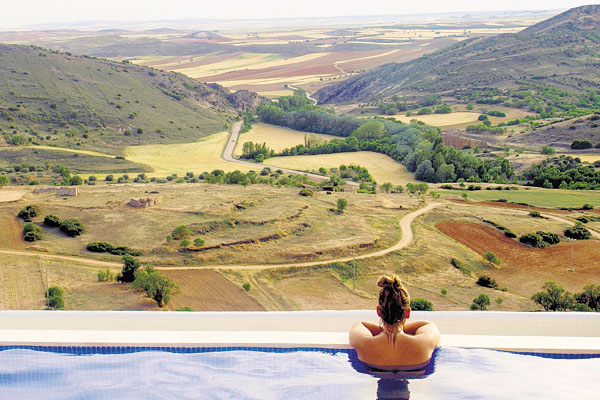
left=0, top=203, right=441, bottom=271
left=223, top=120, right=358, bottom=186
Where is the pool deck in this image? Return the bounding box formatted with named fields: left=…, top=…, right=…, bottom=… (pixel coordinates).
left=1, top=311, right=599, bottom=354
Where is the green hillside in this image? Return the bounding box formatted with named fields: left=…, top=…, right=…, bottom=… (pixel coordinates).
left=0, top=44, right=260, bottom=154
left=315, top=5, right=600, bottom=110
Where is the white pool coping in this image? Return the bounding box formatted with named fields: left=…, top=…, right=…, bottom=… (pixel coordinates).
left=1, top=311, right=599, bottom=354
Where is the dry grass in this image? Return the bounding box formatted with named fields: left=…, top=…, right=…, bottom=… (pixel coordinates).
left=388, top=112, right=482, bottom=127
left=0, top=189, right=27, bottom=203
left=558, top=154, right=600, bottom=163
left=125, top=131, right=260, bottom=175
left=264, top=152, right=415, bottom=185
left=233, top=123, right=337, bottom=156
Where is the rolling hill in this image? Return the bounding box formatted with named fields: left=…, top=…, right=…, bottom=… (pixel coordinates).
left=315, top=5, right=600, bottom=104
left=0, top=44, right=261, bottom=154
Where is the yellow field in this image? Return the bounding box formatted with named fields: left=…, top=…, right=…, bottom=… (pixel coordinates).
left=29, top=145, right=115, bottom=158
left=264, top=152, right=415, bottom=185
left=167, top=52, right=329, bottom=79
left=233, top=123, right=338, bottom=156
left=257, top=89, right=295, bottom=98
left=125, top=131, right=259, bottom=175
left=558, top=154, right=600, bottom=163
left=388, top=112, right=481, bottom=127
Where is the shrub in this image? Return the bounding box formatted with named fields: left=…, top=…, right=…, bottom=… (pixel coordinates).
left=180, top=239, right=190, bottom=248
left=537, top=231, right=560, bottom=245
left=564, top=224, right=591, bottom=240
left=519, top=233, right=548, bottom=248
left=299, top=188, right=314, bottom=197
left=46, top=286, right=64, bottom=310
left=450, top=258, right=472, bottom=276
left=529, top=211, right=541, bottom=218
left=133, top=266, right=179, bottom=307
left=22, top=223, right=43, bottom=241
left=97, top=268, right=114, bottom=282
left=43, top=215, right=61, bottom=227
left=194, top=238, right=205, bottom=247
left=242, top=283, right=251, bottom=292
left=571, top=139, right=592, bottom=150
left=582, top=204, right=594, bottom=210
left=476, top=275, right=498, bottom=289
left=487, top=110, right=506, bottom=117
left=18, top=205, right=40, bottom=221
left=172, top=225, right=191, bottom=240
left=484, top=251, right=500, bottom=266
left=470, top=294, right=490, bottom=311
left=59, top=218, right=85, bottom=236
left=411, top=298, right=433, bottom=311
left=478, top=114, right=488, bottom=121
left=441, top=288, right=447, bottom=296
left=540, top=145, right=556, bottom=155
left=336, top=198, right=348, bottom=214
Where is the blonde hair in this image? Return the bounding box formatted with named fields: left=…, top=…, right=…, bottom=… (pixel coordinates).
left=377, top=275, right=410, bottom=344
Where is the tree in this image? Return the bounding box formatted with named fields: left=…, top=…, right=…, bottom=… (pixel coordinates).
left=172, top=225, right=191, bottom=240
left=22, top=223, right=43, bottom=241
left=180, top=239, right=190, bottom=248
left=380, top=182, right=393, bottom=193
left=59, top=218, right=85, bottom=237
left=337, top=198, right=348, bottom=214
left=68, top=175, right=83, bottom=186
left=117, top=254, right=140, bottom=283
left=351, top=121, right=386, bottom=140
left=575, top=284, right=600, bottom=311
left=531, top=281, right=574, bottom=311
left=476, top=275, right=498, bottom=289
left=0, top=175, right=8, bottom=187
left=46, top=286, right=64, bottom=309
left=470, top=294, right=491, bottom=311
left=411, top=298, right=434, bottom=311
left=194, top=238, right=204, bottom=247
left=133, top=266, right=179, bottom=307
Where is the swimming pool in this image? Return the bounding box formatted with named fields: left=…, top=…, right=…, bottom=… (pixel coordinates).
left=1, top=345, right=599, bottom=399
left=1, top=310, right=599, bottom=399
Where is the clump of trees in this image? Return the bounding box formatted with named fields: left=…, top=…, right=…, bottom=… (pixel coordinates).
left=532, top=281, right=600, bottom=312
left=524, top=155, right=600, bottom=190
left=476, top=275, right=498, bottom=289
left=59, top=218, right=85, bottom=237
left=97, top=268, right=115, bottom=282
left=116, top=254, right=140, bottom=283
left=22, top=223, right=43, bottom=242
left=519, top=231, right=560, bottom=248
left=43, top=215, right=61, bottom=227
left=87, top=242, right=141, bottom=256
left=171, top=225, right=191, bottom=240
left=18, top=205, right=40, bottom=222
left=564, top=224, right=591, bottom=240
left=571, top=139, right=592, bottom=150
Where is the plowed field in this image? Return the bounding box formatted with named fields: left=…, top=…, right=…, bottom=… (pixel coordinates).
left=162, top=270, right=264, bottom=311
left=0, top=213, right=25, bottom=249
left=436, top=221, right=600, bottom=295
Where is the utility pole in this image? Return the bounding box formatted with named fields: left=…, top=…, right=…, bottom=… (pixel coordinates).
left=570, top=239, right=575, bottom=273
left=352, top=254, right=356, bottom=291
left=46, top=265, right=49, bottom=309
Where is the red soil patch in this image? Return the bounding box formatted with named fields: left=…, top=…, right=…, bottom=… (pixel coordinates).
left=162, top=269, right=264, bottom=311
left=436, top=221, right=600, bottom=295
left=450, top=199, right=574, bottom=214
left=164, top=52, right=243, bottom=70
left=0, top=213, right=25, bottom=249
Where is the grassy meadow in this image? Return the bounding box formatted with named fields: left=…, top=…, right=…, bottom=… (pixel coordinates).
left=264, top=152, right=416, bottom=185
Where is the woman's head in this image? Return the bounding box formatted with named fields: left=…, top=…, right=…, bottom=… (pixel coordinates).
left=377, top=275, right=410, bottom=328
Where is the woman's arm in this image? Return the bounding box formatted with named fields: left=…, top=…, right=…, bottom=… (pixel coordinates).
left=349, top=321, right=380, bottom=349
left=405, top=320, right=440, bottom=349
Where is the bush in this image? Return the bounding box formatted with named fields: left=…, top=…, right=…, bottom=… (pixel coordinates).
left=478, top=114, right=488, bottom=121
left=299, top=188, right=314, bottom=197
left=18, top=205, right=40, bottom=221
left=22, top=223, right=42, bottom=241
left=46, top=286, right=64, bottom=309
left=540, top=145, right=556, bottom=155
left=59, top=218, right=85, bottom=237
left=336, top=198, right=348, bottom=213
left=564, top=224, right=591, bottom=240
left=97, top=268, right=115, bottom=282
left=537, top=231, right=560, bottom=245
left=43, top=215, right=61, bottom=227
left=133, top=266, right=179, bottom=307
left=571, top=139, right=592, bottom=150
left=243, top=283, right=251, bottom=292
left=487, top=110, right=506, bottom=117
left=519, top=233, right=548, bottom=248
left=450, top=258, right=472, bottom=276
left=529, top=210, right=541, bottom=218
left=476, top=275, right=498, bottom=289
left=411, top=298, right=433, bottom=311
left=172, top=225, right=191, bottom=240
left=484, top=251, right=500, bottom=266
left=180, top=239, right=190, bottom=248
left=194, top=238, right=205, bottom=247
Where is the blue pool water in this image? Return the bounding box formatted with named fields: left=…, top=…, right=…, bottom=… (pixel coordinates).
left=0, top=346, right=599, bottom=399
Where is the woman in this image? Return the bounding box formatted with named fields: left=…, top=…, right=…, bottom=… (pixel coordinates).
left=349, top=275, right=440, bottom=370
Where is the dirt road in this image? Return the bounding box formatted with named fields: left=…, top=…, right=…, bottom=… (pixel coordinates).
left=0, top=250, right=121, bottom=269
left=223, top=120, right=357, bottom=186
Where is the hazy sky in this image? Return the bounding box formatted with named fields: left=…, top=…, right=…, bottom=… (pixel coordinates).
left=1, top=0, right=594, bottom=29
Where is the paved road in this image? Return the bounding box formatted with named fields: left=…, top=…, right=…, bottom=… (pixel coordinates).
left=0, top=203, right=441, bottom=272
left=223, top=120, right=357, bottom=186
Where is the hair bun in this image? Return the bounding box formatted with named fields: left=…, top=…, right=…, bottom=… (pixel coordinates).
left=377, top=275, right=400, bottom=290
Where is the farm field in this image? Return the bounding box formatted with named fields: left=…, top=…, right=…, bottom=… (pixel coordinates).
left=436, top=220, right=600, bottom=296
left=264, top=152, right=415, bottom=186
left=233, top=123, right=338, bottom=156
left=125, top=131, right=260, bottom=175
left=387, top=112, right=482, bottom=127
left=441, top=188, right=600, bottom=209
